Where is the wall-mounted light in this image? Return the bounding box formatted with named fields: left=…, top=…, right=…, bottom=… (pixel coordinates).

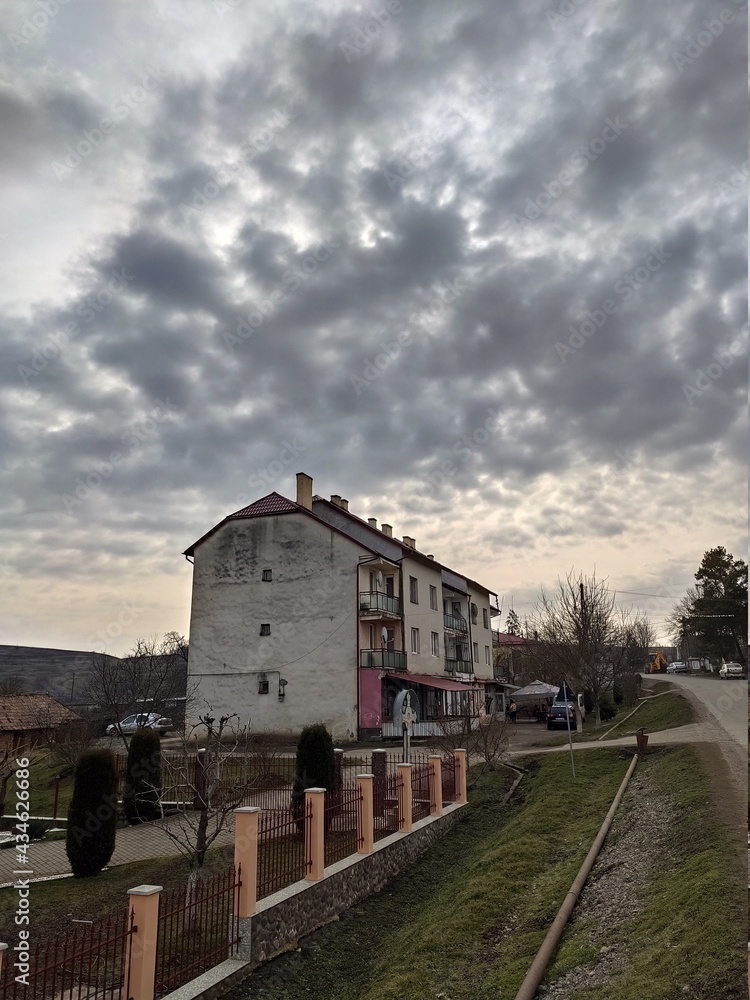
left=278, top=677, right=288, bottom=700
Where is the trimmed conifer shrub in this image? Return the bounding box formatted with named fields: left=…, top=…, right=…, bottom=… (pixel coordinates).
left=123, top=728, right=161, bottom=824
left=65, top=748, right=118, bottom=878
left=291, top=723, right=335, bottom=812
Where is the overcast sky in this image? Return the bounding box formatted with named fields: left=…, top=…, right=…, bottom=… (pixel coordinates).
left=0, top=0, right=746, bottom=655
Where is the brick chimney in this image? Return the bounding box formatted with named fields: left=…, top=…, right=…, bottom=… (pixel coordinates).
left=330, top=494, right=342, bottom=507
left=296, top=472, right=313, bottom=511
left=340, top=499, right=349, bottom=511
left=367, top=518, right=378, bottom=529
left=381, top=523, right=392, bottom=537
left=402, top=535, right=416, bottom=548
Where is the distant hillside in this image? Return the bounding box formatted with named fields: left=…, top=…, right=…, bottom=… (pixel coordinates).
left=0, top=645, right=120, bottom=703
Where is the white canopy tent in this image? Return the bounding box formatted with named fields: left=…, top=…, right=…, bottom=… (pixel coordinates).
left=510, top=680, right=560, bottom=703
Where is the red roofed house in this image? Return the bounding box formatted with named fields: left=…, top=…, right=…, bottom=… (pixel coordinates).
left=184, top=473, right=499, bottom=740
left=0, top=694, right=81, bottom=753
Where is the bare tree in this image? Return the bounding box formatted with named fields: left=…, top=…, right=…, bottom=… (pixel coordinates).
left=432, top=707, right=509, bottom=781
left=155, top=712, right=255, bottom=900
left=85, top=633, right=189, bottom=751
left=0, top=675, right=24, bottom=696
left=529, top=571, right=637, bottom=726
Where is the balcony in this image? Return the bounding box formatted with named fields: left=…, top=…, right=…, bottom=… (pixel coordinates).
left=360, top=649, right=407, bottom=671
left=443, top=612, right=468, bottom=632
left=359, top=591, right=401, bottom=617
left=445, top=658, right=474, bottom=676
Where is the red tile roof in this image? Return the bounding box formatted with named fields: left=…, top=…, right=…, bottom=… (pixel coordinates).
left=0, top=694, right=80, bottom=731
left=229, top=493, right=299, bottom=519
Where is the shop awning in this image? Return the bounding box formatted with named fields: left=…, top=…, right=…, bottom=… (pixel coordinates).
left=384, top=672, right=482, bottom=692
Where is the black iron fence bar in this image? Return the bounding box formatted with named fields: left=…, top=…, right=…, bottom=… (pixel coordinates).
left=154, top=865, right=239, bottom=998
left=323, top=785, right=362, bottom=867
left=0, top=906, right=134, bottom=1000
left=257, top=807, right=307, bottom=900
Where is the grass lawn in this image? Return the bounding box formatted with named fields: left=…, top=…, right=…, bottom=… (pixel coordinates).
left=226, top=746, right=743, bottom=1000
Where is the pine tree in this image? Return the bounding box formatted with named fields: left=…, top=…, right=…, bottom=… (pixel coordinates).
left=66, top=749, right=118, bottom=877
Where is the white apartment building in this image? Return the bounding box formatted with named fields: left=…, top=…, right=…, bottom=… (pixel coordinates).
left=184, top=473, right=498, bottom=740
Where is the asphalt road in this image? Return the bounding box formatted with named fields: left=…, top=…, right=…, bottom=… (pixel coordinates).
left=657, top=672, right=746, bottom=748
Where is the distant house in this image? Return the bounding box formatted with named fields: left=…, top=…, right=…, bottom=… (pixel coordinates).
left=0, top=695, right=81, bottom=753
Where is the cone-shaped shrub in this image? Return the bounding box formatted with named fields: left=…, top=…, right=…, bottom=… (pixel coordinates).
left=66, top=748, right=118, bottom=878
left=291, top=723, right=335, bottom=811
left=123, top=728, right=161, bottom=824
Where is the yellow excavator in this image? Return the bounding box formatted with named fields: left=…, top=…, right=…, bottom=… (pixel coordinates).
left=648, top=649, right=668, bottom=673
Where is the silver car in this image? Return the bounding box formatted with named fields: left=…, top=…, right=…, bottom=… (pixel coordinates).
left=106, top=712, right=172, bottom=736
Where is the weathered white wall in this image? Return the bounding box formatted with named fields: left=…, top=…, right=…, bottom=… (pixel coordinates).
left=187, top=512, right=363, bottom=740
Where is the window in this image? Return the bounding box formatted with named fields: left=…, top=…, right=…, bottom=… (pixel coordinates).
left=411, top=628, right=420, bottom=653
left=262, top=569, right=272, bottom=581
left=431, top=631, right=439, bottom=656
left=471, top=603, right=478, bottom=624
left=429, top=585, right=438, bottom=610
left=473, top=642, right=479, bottom=662
left=485, top=645, right=491, bottom=665
left=409, top=576, right=419, bottom=604
left=260, top=623, right=271, bottom=636
left=482, top=607, right=489, bottom=628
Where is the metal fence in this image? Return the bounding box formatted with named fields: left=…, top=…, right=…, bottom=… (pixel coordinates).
left=373, top=768, right=404, bottom=841
left=411, top=761, right=433, bottom=823
left=0, top=907, right=134, bottom=1000
left=257, top=802, right=311, bottom=900
left=324, top=784, right=363, bottom=866
left=441, top=753, right=456, bottom=804
left=153, top=865, right=241, bottom=998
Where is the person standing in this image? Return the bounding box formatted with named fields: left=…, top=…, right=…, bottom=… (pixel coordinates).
left=509, top=700, right=517, bottom=724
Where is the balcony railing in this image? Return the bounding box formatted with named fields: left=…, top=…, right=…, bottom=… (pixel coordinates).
left=443, top=612, right=468, bottom=632
left=445, top=658, right=474, bottom=675
left=359, top=591, right=402, bottom=616
left=360, top=649, right=407, bottom=671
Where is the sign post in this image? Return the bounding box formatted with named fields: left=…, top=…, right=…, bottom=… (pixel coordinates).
left=561, top=678, right=575, bottom=778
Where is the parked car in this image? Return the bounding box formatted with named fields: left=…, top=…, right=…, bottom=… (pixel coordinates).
left=666, top=661, right=687, bottom=673
left=106, top=712, right=173, bottom=736
left=719, top=662, right=744, bottom=679
left=547, top=704, right=577, bottom=730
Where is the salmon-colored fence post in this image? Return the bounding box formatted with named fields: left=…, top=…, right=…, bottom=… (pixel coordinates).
left=396, top=763, right=413, bottom=833
left=454, top=749, right=468, bottom=804
left=234, top=807, right=260, bottom=917
left=124, top=885, right=162, bottom=1000
left=428, top=755, right=443, bottom=817
left=305, top=788, right=326, bottom=881
left=357, top=774, right=374, bottom=854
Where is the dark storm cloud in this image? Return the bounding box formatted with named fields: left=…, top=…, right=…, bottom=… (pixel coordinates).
left=0, top=0, right=744, bottom=649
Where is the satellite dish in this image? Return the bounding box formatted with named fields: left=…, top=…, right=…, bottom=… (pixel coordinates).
left=376, top=571, right=384, bottom=589
left=381, top=626, right=388, bottom=646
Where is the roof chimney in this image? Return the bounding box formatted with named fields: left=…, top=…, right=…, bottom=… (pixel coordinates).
left=367, top=518, right=377, bottom=529
left=381, top=523, right=392, bottom=537
left=340, top=498, right=349, bottom=511
left=330, top=494, right=342, bottom=507
left=402, top=535, right=416, bottom=548
left=296, top=472, right=313, bottom=511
